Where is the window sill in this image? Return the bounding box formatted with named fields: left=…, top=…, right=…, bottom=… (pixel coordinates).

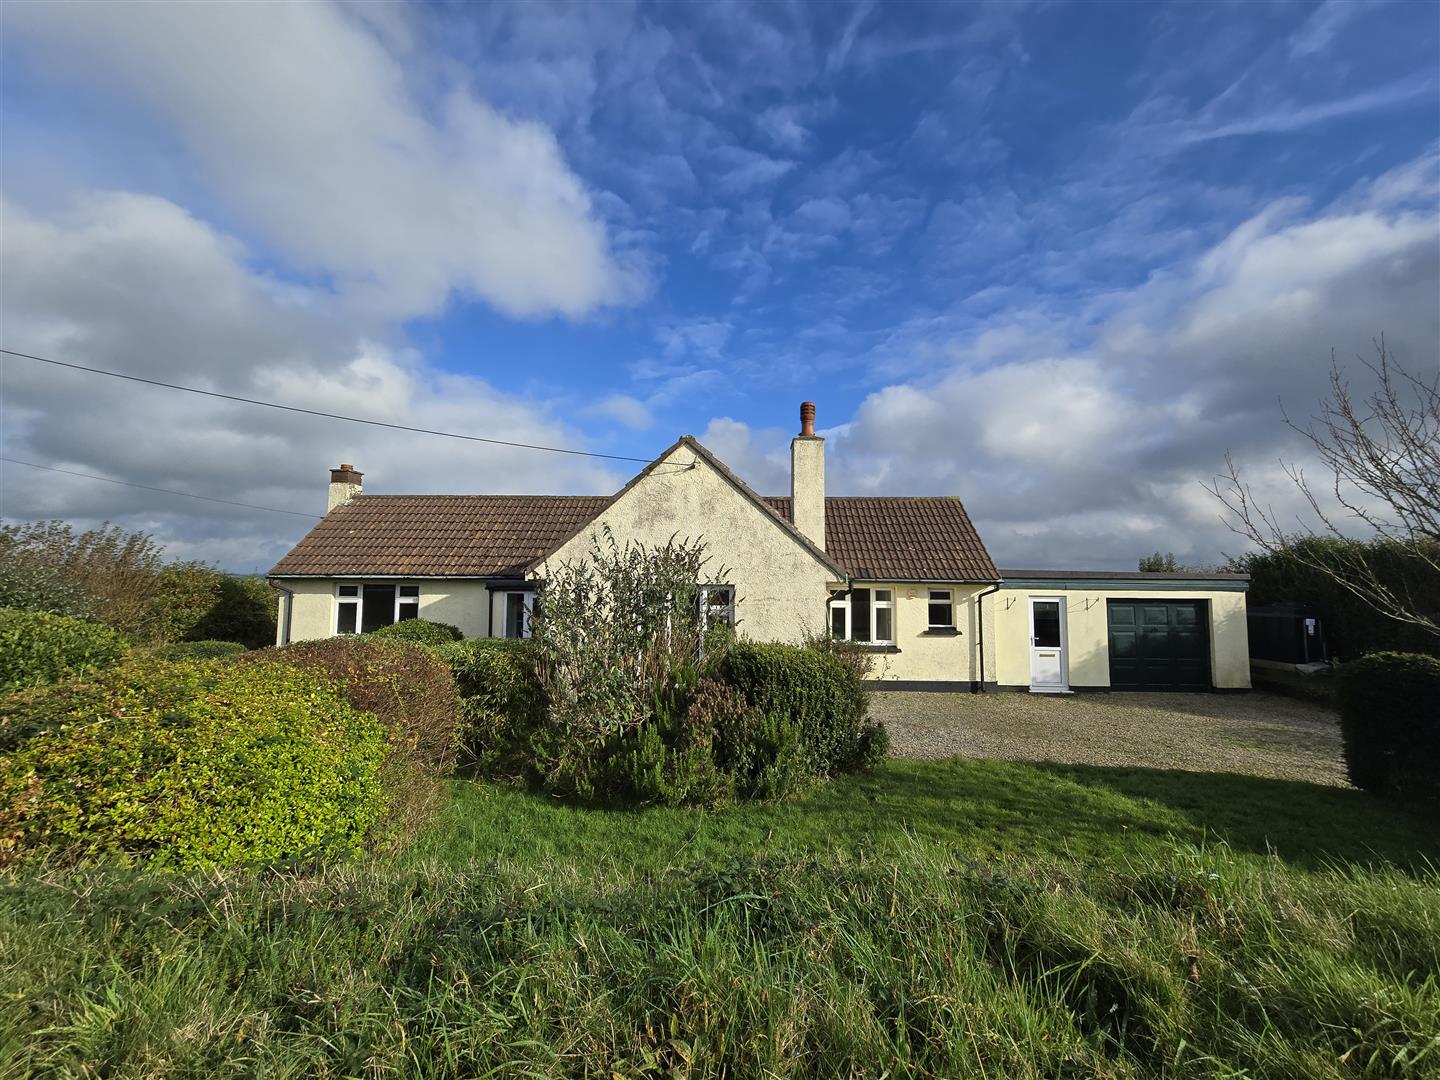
left=854, top=643, right=901, bottom=653
left=922, top=627, right=961, bottom=637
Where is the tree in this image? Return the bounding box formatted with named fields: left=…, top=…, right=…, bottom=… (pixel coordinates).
left=1209, top=338, right=1439, bottom=640
left=1139, top=552, right=1178, bottom=572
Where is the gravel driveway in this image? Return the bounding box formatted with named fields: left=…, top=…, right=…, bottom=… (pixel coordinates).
left=873, top=691, right=1346, bottom=786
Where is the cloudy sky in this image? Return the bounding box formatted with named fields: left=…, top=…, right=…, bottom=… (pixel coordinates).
left=1, top=0, right=1437, bottom=573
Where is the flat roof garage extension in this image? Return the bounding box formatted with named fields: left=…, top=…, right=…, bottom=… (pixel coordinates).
left=991, top=570, right=1250, bottom=693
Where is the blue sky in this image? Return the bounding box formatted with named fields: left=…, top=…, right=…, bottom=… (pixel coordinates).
left=2, top=0, right=1437, bottom=571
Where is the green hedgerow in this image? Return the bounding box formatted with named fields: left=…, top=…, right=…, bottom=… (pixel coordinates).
left=0, top=608, right=129, bottom=694
left=1339, top=651, right=1440, bottom=802
left=155, top=639, right=248, bottom=661
left=241, top=637, right=462, bottom=848
left=435, top=637, right=544, bottom=775
left=369, top=619, right=464, bottom=647
left=0, top=658, right=389, bottom=868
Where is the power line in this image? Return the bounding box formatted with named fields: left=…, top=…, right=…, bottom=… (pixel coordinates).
left=0, top=347, right=659, bottom=465
left=0, top=457, right=324, bottom=519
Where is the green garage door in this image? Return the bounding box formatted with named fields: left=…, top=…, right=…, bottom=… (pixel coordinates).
left=1107, top=600, right=1211, bottom=691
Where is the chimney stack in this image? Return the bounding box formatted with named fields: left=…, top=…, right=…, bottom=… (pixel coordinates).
left=790, top=401, right=825, bottom=550
left=328, top=463, right=363, bottom=512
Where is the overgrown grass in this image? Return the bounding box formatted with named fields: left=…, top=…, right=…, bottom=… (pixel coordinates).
left=3, top=759, right=1437, bottom=1077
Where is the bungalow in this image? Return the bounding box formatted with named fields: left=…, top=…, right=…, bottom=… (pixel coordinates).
left=269, top=402, right=1250, bottom=692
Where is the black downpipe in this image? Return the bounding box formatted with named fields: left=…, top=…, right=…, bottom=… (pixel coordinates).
left=973, top=582, right=1002, bottom=693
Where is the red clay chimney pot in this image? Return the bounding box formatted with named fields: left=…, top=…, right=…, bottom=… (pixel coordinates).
left=800, top=400, right=816, bottom=437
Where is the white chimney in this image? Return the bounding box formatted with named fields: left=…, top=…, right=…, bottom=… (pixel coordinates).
left=328, top=463, right=363, bottom=512
left=790, top=401, right=825, bottom=549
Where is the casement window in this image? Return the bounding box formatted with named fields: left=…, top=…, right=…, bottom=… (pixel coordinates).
left=928, top=589, right=955, bottom=629
left=336, top=583, right=419, bottom=634
left=500, top=591, right=534, bottom=639
left=828, top=587, right=894, bottom=645
left=699, top=585, right=735, bottom=630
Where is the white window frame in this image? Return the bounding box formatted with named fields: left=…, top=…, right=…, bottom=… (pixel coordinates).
left=699, top=584, right=735, bottom=630
left=828, top=593, right=851, bottom=641
left=499, top=590, right=534, bottom=639
left=871, top=588, right=895, bottom=645
left=927, top=588, right=954, bottom=629
left=335, top=582, right=420, bottom=635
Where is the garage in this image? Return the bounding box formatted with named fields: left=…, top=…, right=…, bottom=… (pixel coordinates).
left=990, top=571, right=1249, bottom=692
left=1107, top=599, right=1211, bottom=691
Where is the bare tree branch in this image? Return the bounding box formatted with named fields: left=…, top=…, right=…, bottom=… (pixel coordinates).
left=1206, top=338, right=1440, bottom=640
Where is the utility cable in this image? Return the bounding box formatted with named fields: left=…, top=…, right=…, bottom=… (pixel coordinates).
left=0, top=457, right=324, bottom=519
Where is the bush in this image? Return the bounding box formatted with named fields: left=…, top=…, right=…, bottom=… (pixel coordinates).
left=0, top=609, right=130, bottom=694
left=155, top=639, right=248, bottom=661
left=436, top=637, right=544, bottom=775
left=0, top=658, right=388, bottom=867
left=370, top=618, right=463, bottom=647
left=715, top=642, right=887, bottom=776
left=241, top=638, right=462, bottom=845
left=1338, top=651, right=1440, bottom=801
left=1239, top=538, right=1440, bottom=659
left=184, top=574, right=277, bottom=649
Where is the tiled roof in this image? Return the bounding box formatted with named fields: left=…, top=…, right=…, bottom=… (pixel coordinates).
left=270, top=468, right=999, bottom=583
left=269, top=495, right=612, bottom=577
left=766, top=497, right=999, bottom=582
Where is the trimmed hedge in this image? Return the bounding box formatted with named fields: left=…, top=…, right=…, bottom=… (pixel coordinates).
left=241, top=638, right=462, bottom=845
left=0, top=608, right=129, bottom=694
left=156, top=639, right=248, bottom=661
left=0, top=658, right=389, bottom=867
left=714, top=642, right=888, bottom=776
left=370, top=619, right=463, bottom=647
left=436, top=638, right=544, bottom=774
left=1338, top=651, right=1440, bottom=801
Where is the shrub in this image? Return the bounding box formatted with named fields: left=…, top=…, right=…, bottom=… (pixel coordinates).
left=436, top=637, right=544, bottom=774
left=715, top=642, right=886, bottom=776
left=184, top=573, right=277, bottom=649
left=156, top=639, right=248, bottom=660
left=370, top=618, right=463, bottom=647
left=1338, top=651, right=1440, bottom=801
left=0, top=609, right=130, bottom=694
left=0, top=658, right=388, bottom=867
left=241, top=638, right=462, bottom=844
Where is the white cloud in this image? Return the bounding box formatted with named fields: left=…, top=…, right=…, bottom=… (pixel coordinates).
left=586, top=394, right=654, bottom=431
left=3, top=0, right=645, bottom=321
left=0, top=191, right=623, bottom=570
left=697, top=155, right=1440, bottom=569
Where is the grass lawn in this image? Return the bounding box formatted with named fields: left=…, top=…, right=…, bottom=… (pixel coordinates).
left=414, top=757, right=1440, bottom=875
left=4, top=759, right=1438, bottom=1078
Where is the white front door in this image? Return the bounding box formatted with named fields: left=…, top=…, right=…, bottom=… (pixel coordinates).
left=1029, top=597, right=1068, bottom=691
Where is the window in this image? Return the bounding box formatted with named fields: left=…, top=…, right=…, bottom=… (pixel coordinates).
left=928, top=589, right=954, bottom=629
left=336, top=583, right=419, bottom=635
left=872, top=589, right=894, bottom=644
left=828, top=587, right=894, bottom=645
left=500, top=591, right=533, bottom=639
left=700, top=585, right=735, bottom=629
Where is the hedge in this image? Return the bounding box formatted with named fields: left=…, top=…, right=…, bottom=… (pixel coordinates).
left=156, top=639, right=248, bottom=661
left=435, top=638, right=544, bottom=774
left=1338, top=652, right=1440, bottom=802
left=714, top=642, right=888, bottom=776
left=370, top=619, right=463, bottom=648
left=0, top=608, right=129, bottom=694
left=240, top=638, right=462, bottom=844
left=0, top=658, right=389, bottom=868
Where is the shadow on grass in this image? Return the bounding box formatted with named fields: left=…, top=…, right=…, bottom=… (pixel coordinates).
left=418, top=758, right=1439, bottom=878
left=1027, top=762, right=1438, bottom=873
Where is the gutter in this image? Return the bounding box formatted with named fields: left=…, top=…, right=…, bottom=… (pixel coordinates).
left=268, top=578, right=294, bottom=647
left=973, top=581, right=1002, bottom=694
